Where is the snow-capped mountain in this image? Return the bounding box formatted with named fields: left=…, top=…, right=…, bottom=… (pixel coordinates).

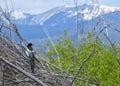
left=10, top=4, right=120, bottom=44
left=11, top=4, right=120, bottom=25
left=11, top=11, right=26, bottom=19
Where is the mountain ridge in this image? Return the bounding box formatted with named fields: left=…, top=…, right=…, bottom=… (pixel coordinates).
left=10, top=4, right=120, bottom=44
left=11, top=4, right=120, bottom=25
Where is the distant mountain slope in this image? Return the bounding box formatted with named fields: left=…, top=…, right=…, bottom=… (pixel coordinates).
left=11, top=4, right=120, bottom=25
left=10, top=4, right=120, bottom=44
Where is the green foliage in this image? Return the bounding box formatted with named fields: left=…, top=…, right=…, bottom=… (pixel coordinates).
left=46, top=31, right=120, bottom=86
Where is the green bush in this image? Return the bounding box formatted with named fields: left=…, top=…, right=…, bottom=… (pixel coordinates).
left=45, top=31, right=120, bottom=86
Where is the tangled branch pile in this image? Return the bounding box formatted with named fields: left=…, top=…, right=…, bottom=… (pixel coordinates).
left=0, top=5, right=72, bottom=86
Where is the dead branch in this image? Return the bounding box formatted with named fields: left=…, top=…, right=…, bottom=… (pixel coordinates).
left=103, top=33, right=120, bottom=65
left=71, top=48, right=95, bottom=85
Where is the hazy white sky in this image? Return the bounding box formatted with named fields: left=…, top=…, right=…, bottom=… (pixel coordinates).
left=0, top=0, right=120, bottom=14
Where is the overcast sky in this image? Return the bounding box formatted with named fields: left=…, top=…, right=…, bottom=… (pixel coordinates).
left=0, top=0, right=120, bottom=14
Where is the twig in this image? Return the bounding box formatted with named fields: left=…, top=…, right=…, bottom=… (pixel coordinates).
left=2, top=64, right=5, bottom=86
left=103, top=33, right=120, bottom=65
left=71, top=48, right=95, bottom=85
left=52, top=73, right=99, bottom=85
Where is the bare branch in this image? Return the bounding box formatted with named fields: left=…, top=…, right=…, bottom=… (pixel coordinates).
left=71, top=48, right=95, bottom=85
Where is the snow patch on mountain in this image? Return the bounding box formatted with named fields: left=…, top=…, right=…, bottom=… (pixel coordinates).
left=40, top=13, right=55, bottom=25
left=68, top=4, right=120, bottom=20
left=30, top=6, right=66, bottom=25
left=11, top=11, right=26, bottom=19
